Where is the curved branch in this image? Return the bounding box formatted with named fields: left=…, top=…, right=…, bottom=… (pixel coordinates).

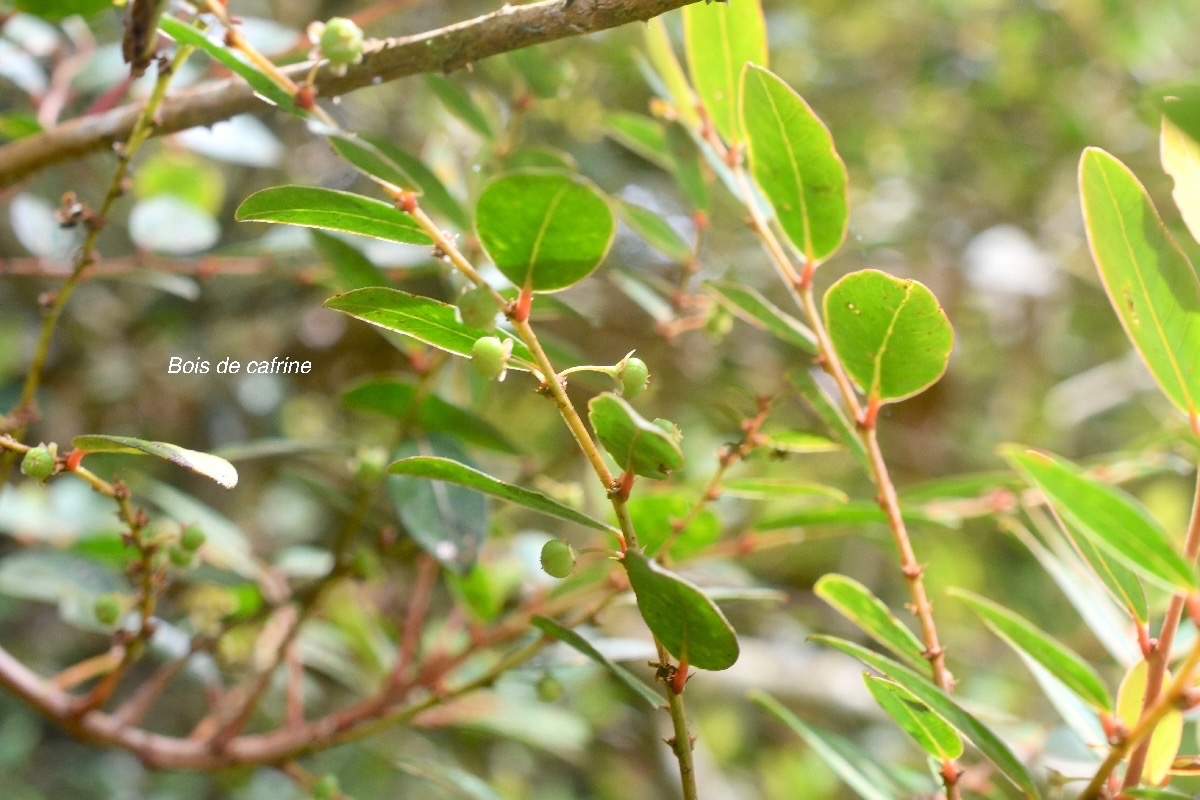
left=0, top=0, right=700, bottom=188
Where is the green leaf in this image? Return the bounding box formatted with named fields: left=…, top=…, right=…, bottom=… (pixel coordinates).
left=683, top=0, right=767, bottom=143
left=824, top=269, right=954, bottom=404
left=13, top=0, right=112, bottom=21
left=863, top=674, right=963, bottom=760
left=1158, top=84, right=1200, bottom=153
left=643, top=18, right=701, bottom=129
left=310, top=230, right=388, bottom=290
left=1161, top=116, right=1200, bottom=246
left=741, top=64, right=848, bottom=265
left=949, top=589, right=1111, bottom=710
left=72, top=435, right=238, bottom=489
left=814, top=574, right=927, bottom=671
left=1064, top=518, right=1149, bottom=624
left=392, top=758, right=504, bottom=800
left=719, top=478, right=847, bottom=502
left=788, top=369, right=870, bottom=473
left=759, top=430, right=841, bottom=454
left=1116, top=661, right=1183, bottom=785
left=627, top=493, right=720, bottom=560
left=1125, top=788, right=1195, bottom=800
left=617, top=200, right=692, bottom=262
left=507, top=46, right=565, bottom=99
left=329, top=134, right=419, bottom=190
left=588, top=393, right=683, bottom=479
left=757, top=501, right=952, bottom=530
left=236, top=186, right=432, bottom=245
left=704, top=279, right=817, bottom=352
left=324, top=288, right=533, bottom=365
left=1004, top=447, right=1195, bottom=591
left=367, top=138, right=470, bottom=229
left=0, top=550, right=122, bottom=630
left=1078, top=147, right=1200, bottom=425
left=665, top=124, right=710, bottom=213
left=531, top=616, right=663, bottom=709
left=425, top=74, right=494, bottom=138
left=603, top=113, right=672, bottom=170
left=160, top=17, right=297, bottom=114
left=812, top=636, right=1043, bottom=798
left=342, top=379, right=517, bottom=453
left=750, top=691, right=903, bottom=800
left=388, top=456, right=615, bottom=535
left=622, top=550, right=739, bottom=671
left=387, top=438, right=487, bottom=573
left=476, top=171, right=615, bottom=293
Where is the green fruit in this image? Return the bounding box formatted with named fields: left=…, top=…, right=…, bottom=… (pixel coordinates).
left=93, top=593, right=123, bottom=626
left=471, top=336, right=510, bottom=379
left=20, top=445, right=55, bottom=482
left=617, top=357, right=650, bottom=398
left=539, top=539, right=575, bottom=579
left=311, top=774, right=340, bottom=800
left=169, top=547, right=194, bottom=567
left=179, top=524, right=206, bottom=552
left=319, top=17, right=364, bottom=66
left=458, top=286, right=500, bottom=331
left=536, top=672, right=565, bottom=703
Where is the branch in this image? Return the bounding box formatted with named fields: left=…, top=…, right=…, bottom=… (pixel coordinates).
left=0, top=0, right=701, bottom=188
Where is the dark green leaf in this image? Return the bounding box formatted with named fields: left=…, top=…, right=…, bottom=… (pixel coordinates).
left=236, top=186, right=431, bottom=245
left=627, top=493, right=720, bottom=559
left=531, top=616, right=663, bottom=709
left=329, top=134, right=419, bottom=190
left=342, top=379, right=517, bottom=453
left=311, top=230, right=388, bottom=290
left=367, top=138, right=470, bottom=229
left=73, top=435, right=238, bottom=488
left=588, top=393, right=683, bottom=479
left=425, top=74, right=494, bottom=138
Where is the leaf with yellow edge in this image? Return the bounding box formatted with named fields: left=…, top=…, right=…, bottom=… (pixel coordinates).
left=1162, top=117, right=1200, bottom=245
left=1116, top=660, right=1183, bottom=785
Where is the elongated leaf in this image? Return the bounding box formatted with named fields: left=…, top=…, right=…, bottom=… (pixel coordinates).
left=324, top=288, right=533, bottom=365
left=236, top=186, right=431, bottom=245
left=1116, top=661, right=1183, bottom=785
left=604, top=112, right=671, bottom=170
left=342, top=379, right=517, bottom=453
left=588, top=393, right=683, bottom=479
left=311, top=230, right=387, bottom=290
left=1078, top=147, right=1200, bottom=424
left=392, top=758, right=504, bottom=800
left=665, top=124, right=710, bottom=213
left=704, top=279, right=817, bottom=352
left=425, top=74, right=493, bottom=138
left=368, top=137, right=469, bottom=229
left=864, top=675, right=963, bottom=760
left=1060, top=517, right=1148, bottom=624
left=617, top=200, right=692, bottom=262
left=812, top=636, right=1043, bottom=798
left=531, top=616, right=663, bottom=709
left=643, top=18, right=700, bottom=129
left=73, top=435, right=238, bottom=488
left=388, top=438, right=486, bottom=573
left=160, top=17, right=297, bottom=114
left=759, top=430, right=841, bottom=454
left=825, top=269, right=954, bottom=404
left=329, top=134, right=418, bottom=190
left=622, top=550, right=739, bottom=671
left=814, top=574, right=928, bottom=671
left=741, top=64, right=848, bottom=264
left=476, top=171, right=615, bottom=293
left=757, top=502, right=951, bottom=530
left=388, top=456, right=614, bottom=534
left=750, top=691, right=903, bottom=800
left=949, top=589, right=1111, bottom=710
left=719, top=478, right=847, bottom=502
left=683, top=0, right=767, bottom=143
left=788, top=369, right=870, bottom=473
left=1004, top=447, right=1195, bottom=591
left=1161, top=117, right=1200, bottom=246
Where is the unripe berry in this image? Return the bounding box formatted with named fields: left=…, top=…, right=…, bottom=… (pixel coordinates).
left=539, top=539, right=575, bottom=579
left=471, top=336, right=511, bottom=380
left=536, top=672, right=565, bottom=702
left=617, top=356, right=650, bottom=398
left=93, top=593, right=123, bottom=626
left=311, top=774, right=340, bottom=800
left=319, top=17, right=364, bottom=66
left=458, top=286, right=500, bottom=331
left=169, top=547, right=194, bottom=568
left=179, top=524, right=206, bottom=552
left=20, top=445, right=55, bottom=482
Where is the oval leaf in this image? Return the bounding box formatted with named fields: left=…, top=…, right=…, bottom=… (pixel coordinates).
left=588, top=393, right=683, bottom=479
left=1117, top=660, right=1184, bottom=785
left=814, top=574, right=928, bottom=671
left=812, top=635, right=1042, bottom=798
left=863, top=674, right=964, bottom=761
left=1004, top=447, right=1195, bottom=591
left=475, top=171, right=615, bottom=293
left=72, top=435, right=238, bottom=488
left=683, top=0, right=767, bottom=143
left=531, top=615, right=663, bottom=709
left=741, top=64, right=848, bottom=265
left=622, top=549, right=739, bottom=671
left=236, top=186, right=432, bottom=245
left=949, top=588, right=1111, bottom=710
left=1078, top=147, right=1200, bottom=427
left=388, top=456, right=615, bottom=535
left=324, top=287, right=533, bottom=365
left=824, top=269, right=954, bottom=404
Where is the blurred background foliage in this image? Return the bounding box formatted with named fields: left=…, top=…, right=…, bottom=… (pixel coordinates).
left=1, top=0, right=1199, bottom=798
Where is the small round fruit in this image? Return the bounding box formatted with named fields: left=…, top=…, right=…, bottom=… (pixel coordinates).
left=20, top=445, right=55, bottom=482
left=458, top=286, right=499, bottom=331
left=319, top=17, right=364, bottom=66
left=471, top=336, right=510, bottom=379
left=93, top=593, right=123, bottom=626
left=179, top=524, right=206, bottom=552
left=536, top=672, right=565, bottom=703
left=311, top=774, right=340, bottom=800
left=539, top=539, right=575, bottom=579
left=169, top=547, right=194, bottom=568
left=617, top=357, right=650, bottom=398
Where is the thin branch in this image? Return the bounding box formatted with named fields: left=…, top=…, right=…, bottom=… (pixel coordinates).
left=0, top=0, right=703, bottom=188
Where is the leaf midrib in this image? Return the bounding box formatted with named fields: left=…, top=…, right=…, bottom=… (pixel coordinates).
left=752, top=68, right=814, bottom=262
